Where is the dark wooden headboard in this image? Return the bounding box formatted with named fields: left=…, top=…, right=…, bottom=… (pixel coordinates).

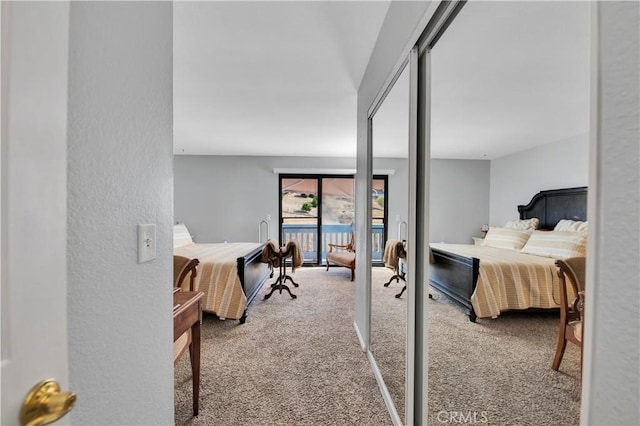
left=518, top=187, right=588, bottom=230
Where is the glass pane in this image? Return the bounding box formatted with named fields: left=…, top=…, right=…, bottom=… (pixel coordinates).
left=281, top=178, right=318, bottom=263
left=321, top=178, right=354, bottom=262
left=372, top=178, right=386, bottom=261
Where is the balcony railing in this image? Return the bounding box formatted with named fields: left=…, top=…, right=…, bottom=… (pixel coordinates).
left=281, top=223, right=385, bottom=264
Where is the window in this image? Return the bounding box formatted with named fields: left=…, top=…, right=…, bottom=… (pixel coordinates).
left=279, top=174, right=388, bottom=265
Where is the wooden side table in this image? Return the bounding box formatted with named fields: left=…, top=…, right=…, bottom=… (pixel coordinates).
left=174, top=291, right=204, bottom=417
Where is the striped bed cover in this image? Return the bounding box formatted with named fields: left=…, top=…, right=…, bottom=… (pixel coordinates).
left=430, top=243, right=566, bottom=319
left=174, top=242, right=263, bottom=320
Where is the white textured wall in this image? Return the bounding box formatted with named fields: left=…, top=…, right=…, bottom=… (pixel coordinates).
left=489, top=134, right=589, bottom=227
left=67, top=3, right=174, bottom=424
left=584, top=2, right=639, bottom=424
left=429, top=160, right=490, bottom=243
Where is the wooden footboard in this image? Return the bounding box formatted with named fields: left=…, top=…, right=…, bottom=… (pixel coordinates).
left=237, top=244, right=271, bottom=324
left=429, top=247, right=480, bottom=322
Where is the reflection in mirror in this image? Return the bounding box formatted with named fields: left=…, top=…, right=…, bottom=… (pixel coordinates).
left=370, top=63, right=410, bottom=423
left=427, top=1, right=589, bottom=424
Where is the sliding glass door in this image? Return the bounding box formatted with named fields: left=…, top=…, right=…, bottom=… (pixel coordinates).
left=372, top=176, right=388, bottom=264
left=320, top=177, right=355, bottom=263
left=280, top=176, right=320, bottom=262
left=279, top=174, right=387, bottom=265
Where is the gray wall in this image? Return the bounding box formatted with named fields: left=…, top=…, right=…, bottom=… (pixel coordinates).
left=489, top=133, right=589, bottom=227
left=430, top=159, right=490, bottom=244
left=375, top=158, right=409, bottom=240
left=175, top=154, right=489, bottom=246
left=174, top=155, right=409, bottom=245
left=67, top=3, right=174, bottom=424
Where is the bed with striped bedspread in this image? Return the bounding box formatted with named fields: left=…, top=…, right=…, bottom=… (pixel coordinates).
left=174, top=242, right=265, bottom=320
left=429, top=243, right=570, bottom=319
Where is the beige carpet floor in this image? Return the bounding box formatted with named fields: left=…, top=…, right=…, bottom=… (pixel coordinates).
left=371, top=266, right=582, bottom=426
left=174, top=266, right=391, bottom=426
left=175, top=266, right=582, bottom=425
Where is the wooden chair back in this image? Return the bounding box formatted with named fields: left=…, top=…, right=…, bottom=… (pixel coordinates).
left=552, top=256, right=586, bottom=371
left=174, top=255, right=199, bottom=292
left=172, top=255, right=199, bottom=365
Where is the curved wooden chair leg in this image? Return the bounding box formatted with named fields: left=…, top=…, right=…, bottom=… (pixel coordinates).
left=283, top=274, right=299, bottom=287
left=264, top=254, right=298, bottom=300
left=269, top=275, right=283, bottom=288
left=552, top=329, right=568, bottom=370
left=385, top=270, right=406, bottom=287
left=265, top=276, right=281, bottom=299
left=282, top=284, right=297, bottom=299
left=265, top=282, right=297, bottom=300
left=384, top=275, right=399, bottom=287
left=551, top=258, right=586, bottom=371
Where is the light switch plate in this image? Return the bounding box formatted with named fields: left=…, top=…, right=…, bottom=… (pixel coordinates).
left=137, top=224, right=156, bottom=263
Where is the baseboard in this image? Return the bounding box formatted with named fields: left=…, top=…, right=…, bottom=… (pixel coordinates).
left=353, top=321, right=366, bottom=351
left=367, top=350, right=402, bottom=426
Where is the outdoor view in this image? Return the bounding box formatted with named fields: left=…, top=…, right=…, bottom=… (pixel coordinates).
left=372, top=178, right=386, bottom=257
left=372, top=178, right=385, bottom=221
left=280, top=176, right=387, bottom=263
left=281, top=177, right=320, bottom=224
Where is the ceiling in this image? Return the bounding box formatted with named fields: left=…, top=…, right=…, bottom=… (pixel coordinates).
left=174, top=1, right=590, bottom=160
left=173, top=1, right=390, bottom=157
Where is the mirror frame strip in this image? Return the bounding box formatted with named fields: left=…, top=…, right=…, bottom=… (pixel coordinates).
left=405, top=46, right=418, bottom=426
left=412, top=2, right=467, bottom=423
left=365, top=1, right=466, bottom=424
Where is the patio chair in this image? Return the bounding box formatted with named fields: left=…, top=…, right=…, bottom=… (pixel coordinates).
left=326, top=233, right=356, bottom=281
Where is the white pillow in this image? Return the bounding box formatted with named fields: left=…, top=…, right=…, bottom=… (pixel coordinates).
left=504, top=218, right=539, bottom=231
left=173, top=223, right=194, bottom=248
left=554, top=219, right=588, bottom=232
left=520, top=230, right=587, bottom=259
left=482, top=227, right=533, bottom=251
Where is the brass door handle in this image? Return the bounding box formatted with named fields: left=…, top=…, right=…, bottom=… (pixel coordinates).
left=20, top=379, right=76, bottom=426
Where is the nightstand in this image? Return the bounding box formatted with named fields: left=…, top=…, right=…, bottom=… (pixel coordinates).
left=472, top=236, right=484, bottom=246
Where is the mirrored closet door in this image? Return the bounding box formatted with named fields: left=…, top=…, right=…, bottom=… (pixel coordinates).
left=369, top=61, right=411, bottom=424
left=366, top=0, right=590, bottom=423
left=424, top=1, right=590, bottom=424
